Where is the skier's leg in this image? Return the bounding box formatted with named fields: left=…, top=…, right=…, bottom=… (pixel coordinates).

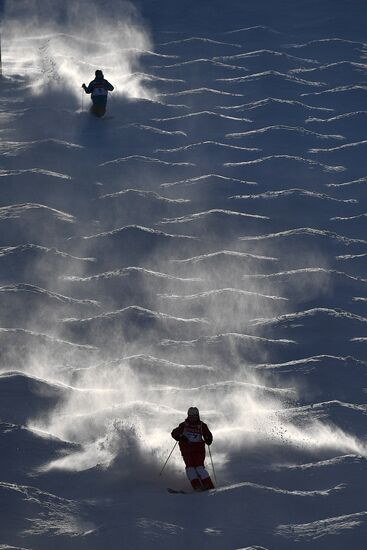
left=195, top=465, right=215, bottom=490
left=185, top=467, right=202, bottom=491
left=91, top=96, right=107, bottom=117
left=189, top=442, right=213, bottom=489
left=195, top=465, right=210, bottom=480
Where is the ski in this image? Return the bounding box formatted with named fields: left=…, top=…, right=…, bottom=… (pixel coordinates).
left=167, top=488, right=188, bottom=494
left=167, top=487, right=215, bottom=494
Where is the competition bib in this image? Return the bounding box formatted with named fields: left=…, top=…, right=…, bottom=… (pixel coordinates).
left=93, top=87, right=107, bottom=96
left=183, top=422, right=203, bottom=442
left=92, top=83, right=108, bottom=97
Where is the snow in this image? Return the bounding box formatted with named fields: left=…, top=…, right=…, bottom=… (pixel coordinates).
left=0, top=0, right=366, bottom=548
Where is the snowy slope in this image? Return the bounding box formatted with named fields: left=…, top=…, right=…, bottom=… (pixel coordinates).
left=0, top=0, right=366, bottom=549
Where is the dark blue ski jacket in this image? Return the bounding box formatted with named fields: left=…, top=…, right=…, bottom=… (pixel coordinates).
left=84, top=78, right=114, bottom=97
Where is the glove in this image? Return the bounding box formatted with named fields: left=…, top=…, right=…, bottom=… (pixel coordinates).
left=82, top=83, right=86, bottom=90
left=204, top=437, right=212, bottom=446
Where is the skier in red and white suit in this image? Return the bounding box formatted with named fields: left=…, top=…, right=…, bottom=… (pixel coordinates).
left=171, top=407, right=215, bottom=491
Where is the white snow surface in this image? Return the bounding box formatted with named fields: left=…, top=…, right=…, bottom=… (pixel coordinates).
left=0, top=0, right=366, bottom=549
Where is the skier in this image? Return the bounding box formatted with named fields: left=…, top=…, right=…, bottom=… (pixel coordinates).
left=171, top=406, right=215, bottom=491
left=82, top=70, right=114, bottom=117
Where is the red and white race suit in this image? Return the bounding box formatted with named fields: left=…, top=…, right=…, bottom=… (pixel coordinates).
left=171, top=418, right=214, bottom=489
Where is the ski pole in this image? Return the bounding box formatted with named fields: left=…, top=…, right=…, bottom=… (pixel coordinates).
left=159, top=441, right=178, bottom=476
left=208, top=444, right=218, bottom=485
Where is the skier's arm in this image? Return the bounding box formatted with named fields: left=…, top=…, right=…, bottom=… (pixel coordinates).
left=171, top=423, right=185, bottom=441
left=82, top=81, right=93, bottom=94
left=105, top=80, right=114, bottom=92
left=202, top=423, right=213, bottom=445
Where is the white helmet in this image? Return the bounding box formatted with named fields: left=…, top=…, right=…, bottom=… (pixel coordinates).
left=187, top=406, right=199, bottom=417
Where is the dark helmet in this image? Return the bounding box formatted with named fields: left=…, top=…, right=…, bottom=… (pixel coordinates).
left=187, top=406, right=199, bottom=418
left=95, top=69, right=104, bottom=79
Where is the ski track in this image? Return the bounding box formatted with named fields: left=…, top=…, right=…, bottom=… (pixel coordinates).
left=1, top=1, right=367, bottom=548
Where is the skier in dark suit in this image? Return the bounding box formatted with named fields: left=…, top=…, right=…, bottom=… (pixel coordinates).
left=82, top=70, right=114, bottom=117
